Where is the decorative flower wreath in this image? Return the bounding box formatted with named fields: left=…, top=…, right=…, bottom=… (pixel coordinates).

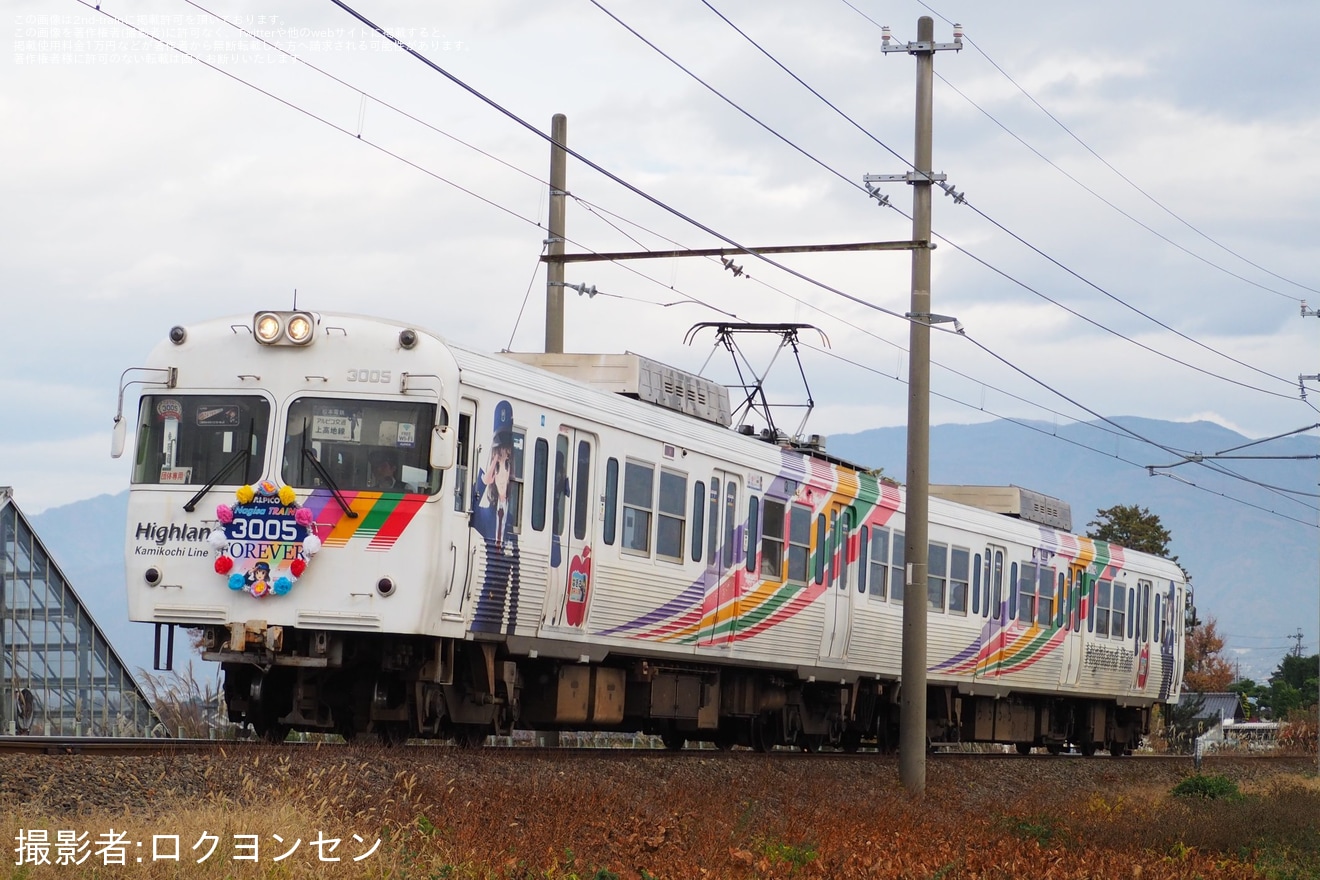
left=207, top=480, right=321, bottom=598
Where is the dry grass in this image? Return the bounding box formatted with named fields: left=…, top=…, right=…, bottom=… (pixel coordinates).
left=2, top=750, right=1317, bottom=879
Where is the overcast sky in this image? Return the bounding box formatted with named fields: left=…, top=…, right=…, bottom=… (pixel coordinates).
left=5, top=0, right=1319, bottom=524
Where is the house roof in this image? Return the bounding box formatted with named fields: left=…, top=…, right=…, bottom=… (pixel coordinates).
left=1176, top=692, right=1245, bottom=722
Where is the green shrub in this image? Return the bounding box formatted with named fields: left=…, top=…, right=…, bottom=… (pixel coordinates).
left=1171, top=773, right=1242, bottom=800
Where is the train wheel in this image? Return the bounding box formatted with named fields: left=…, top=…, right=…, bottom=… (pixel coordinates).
left=258, top=722, right=290, bottom=744
left=799, top=734, right=825, bottom=753
left=455, top=725, right=488, bottom=749
left=712, top=729, right=736, bottom=751
left=1080, top=742, right=1097, bottom=757
left=1046, top=744, right=1063, bottom=756
left=377, top=722, right=410, bottom=747
left=840, top=732, right=862, bottom=753
left=1014, top=742, right=1032, bottom=756
left=1108, top=741, right=1126, bottom=757
left=749, top=716, right=773, bottom=753
left=660, top=730, right=686, bottom=751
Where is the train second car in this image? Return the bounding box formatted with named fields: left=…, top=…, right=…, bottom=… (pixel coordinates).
left=116, top=309, right=1187, bottom=753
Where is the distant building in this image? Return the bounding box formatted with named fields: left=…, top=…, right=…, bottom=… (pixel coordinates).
left=1178, top=691, right=1278, bottom=750
left=1177, top=692, right=1246, bottom=726
left=1, top=487, right=160, bottom=736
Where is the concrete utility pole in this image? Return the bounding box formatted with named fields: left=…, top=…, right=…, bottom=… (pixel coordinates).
left=899, top=15, right=936, bottom=797
left=876, top=15, right=961, bottom=797
left=1304, top=300, right=1320, bottom=772
left=545, top=113, right=568, bottom=354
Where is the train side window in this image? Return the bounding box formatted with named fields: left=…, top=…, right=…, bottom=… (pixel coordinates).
left=723, top=481, right=738, bottom=569
left=656, top=469, right=686, bottom=562
left=531, top=438, right=549, bottom=531
left=1087, top=574, right=1096, bottom=633
left=858, top=525, right=870, bottom=593
left=761, top=499, right=785, bottom=581
left=1007, top=562, right=1017, bottom=620
left=621, top=460, right=654, bottom=555
left=826, top=511, right=838, bottom=587
left=1055, top=572, right=1067, bottom=628
left=707, top=479, right=720, bottom=566
left=691, top=480, right=705, bottom=562
left=992, top=551, right=1004, bottom=618
left=1111, top=582, right=1128, bottom=638
left=508, top=429, right=525, bottom=533
left=890, top=531, right=906, bottom=603
left=453, top=412, right=472, bottom=511
left=813, top=513, right=827, bottom=585
left=1056, top=575, right=1066, bottom=630
left=1127, top=585, right=1135, bottom=639
left=1017, top=561, right=1037, bottom=623
left=603, top=457, right=619, bottom=546
left=572, top=439, right=591, bottom=541
left=972, top=552, right=982, bottom=615
left=838, top=508, right=853, bottom=591
left=1095, top=579, right=1112, bottom=637
left=1141, top=581, right=1150, bottom=642
left=552, top=435, right=569, bottom=544
left=949, top=547, right=969, bottom=615
left=1036, top=565, right=1054, bottom=627
left=1134, top=579, right=1150, bottom=641
left=868, top=527, right=889, bottom=599
left=787, top=503, right=811, bottom=583
left=746, top=496, right=760, bottom=576
left=927, top=541, right=947, bottom=612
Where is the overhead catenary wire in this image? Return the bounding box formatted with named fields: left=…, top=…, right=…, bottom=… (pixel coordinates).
left=806, top=342, right=1320, bottom=526
left=78, top=0, right=743, bottom=338
left=691, top=0, right=1311, bottom=402
left=911, top=0, right=1319, bottom=300
left=84, top=0, right=1317, bottom=529
left=304, top=0, right=1320, bottom=512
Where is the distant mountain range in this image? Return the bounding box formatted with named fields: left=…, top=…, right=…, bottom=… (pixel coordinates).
left=27, top=416, right=1317, bottom=687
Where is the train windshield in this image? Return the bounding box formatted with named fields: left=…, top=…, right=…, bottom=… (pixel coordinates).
left=131, top=395, right=270, bottom=487
left=281, top=397, right=440, bottom=494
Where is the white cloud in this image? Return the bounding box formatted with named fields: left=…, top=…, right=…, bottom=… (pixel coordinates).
left=1, top=434, right=127, bottom=516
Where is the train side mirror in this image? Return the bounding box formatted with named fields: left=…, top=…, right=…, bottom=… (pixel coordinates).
left=111, top=417, right=126, bottom=459
left=429, top=424, right=455, bottom=470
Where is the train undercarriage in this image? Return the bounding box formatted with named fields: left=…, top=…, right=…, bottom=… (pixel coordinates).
left=203, top=624, right=1148, bottom=755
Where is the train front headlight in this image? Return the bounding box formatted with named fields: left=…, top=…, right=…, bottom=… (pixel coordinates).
left=255, top=312, right=283, bottom=344
left=253, top=310, right=317, bottom=346
left=286, top=313, right=314, bottom=345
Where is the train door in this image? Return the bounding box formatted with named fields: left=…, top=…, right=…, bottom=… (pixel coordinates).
left=441, top=400, right=477, bottom=622
left=973, top=544, right=1007, bottom=680
left=1057, top=566, right=1084, bottom=688
left=699, top=470, right=742, bottom=647
left=819, top=503, right=853, bottom=663
left=540, top=427, right=598, bottom=632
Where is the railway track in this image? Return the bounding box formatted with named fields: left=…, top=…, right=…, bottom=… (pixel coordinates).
left=2, top=733, right=1302, bottom=768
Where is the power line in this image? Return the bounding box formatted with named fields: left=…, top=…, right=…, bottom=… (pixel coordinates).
left=688, top=1, right=1312, bottom=403
left=92, top=0, right=1318, bottom=528
left=913, top=0, right=1319, bottom=300
left=325, top=0, right=1319, bottom=514
left=806, top=342, right=1319, bottom=527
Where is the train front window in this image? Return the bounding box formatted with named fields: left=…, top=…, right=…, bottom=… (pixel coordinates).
left=281, top=397, right=440, bottom=494
left=132, top=395, right=269, bottom=486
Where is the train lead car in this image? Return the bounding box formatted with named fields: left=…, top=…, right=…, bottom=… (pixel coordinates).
left=115, top=309, right=1187, bottom=753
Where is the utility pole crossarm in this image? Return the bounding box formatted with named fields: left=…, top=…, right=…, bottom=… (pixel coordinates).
left=543, top=240, right=927, bottom=264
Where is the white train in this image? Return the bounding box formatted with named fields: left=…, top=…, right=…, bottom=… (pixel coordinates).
left=116, top=309, right=1187, bottom=752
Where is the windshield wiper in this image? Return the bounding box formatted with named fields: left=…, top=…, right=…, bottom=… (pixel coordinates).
left=298, top=445, right=358, bottom=519
left=184, top=420, right=255, bottom=512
